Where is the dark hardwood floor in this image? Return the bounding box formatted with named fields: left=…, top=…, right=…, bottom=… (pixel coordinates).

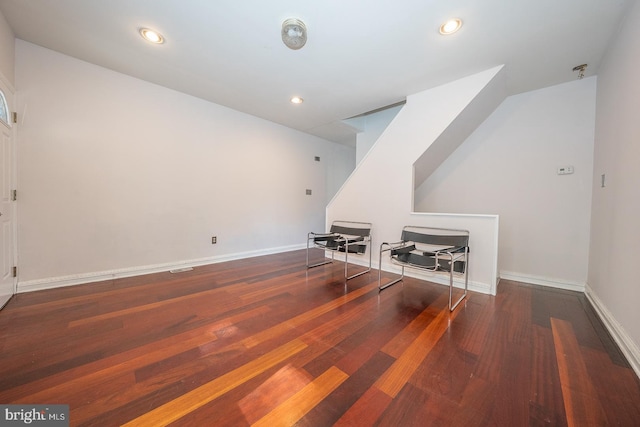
left=1, top=249, right=639, bottom=426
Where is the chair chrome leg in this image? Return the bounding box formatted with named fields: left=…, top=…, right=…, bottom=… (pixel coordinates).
left=378, top=265, right=404, bottom=291
left=448, top=261, right=468, bottom=311
left=341, top=239, right=372, bottom=281
left=306, top=236, right=333, bottom=269
left=344, top=241, right=349, bottom=278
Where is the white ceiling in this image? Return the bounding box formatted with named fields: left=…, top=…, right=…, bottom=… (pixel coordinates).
left=0, top=0, right=632, bottom=145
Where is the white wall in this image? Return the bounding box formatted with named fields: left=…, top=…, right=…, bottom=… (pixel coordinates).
left=0, top=9, right=14, bottom=85
left=15, top=40, right=353, bottom=290
left=354, top=105, right=403, bottom=165
left=328, top=67, right=505, bottom=295
left=326, top=143, right=355, bottom=204
left=587, top=0, right=640, bottom=375
left=415, top=78, right=596, bottom=290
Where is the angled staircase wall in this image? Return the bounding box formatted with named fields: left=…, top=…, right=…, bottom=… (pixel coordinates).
left=326, top=66, right=506, bottom=294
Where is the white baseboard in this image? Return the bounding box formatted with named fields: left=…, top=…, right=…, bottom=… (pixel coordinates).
left=500, top=271, right=585, bottom=292
left=17, top=243, right=306, bottom=293
left=326, top=251, right=493, bottom=295
left=585, top=284, right=640, bottom=380
left=400, top=268, right=490, bottom=295
left=19, top=249, right=575, bottom=300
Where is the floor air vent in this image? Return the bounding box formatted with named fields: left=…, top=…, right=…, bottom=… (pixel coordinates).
left=169, top=267, right=194, bottom=274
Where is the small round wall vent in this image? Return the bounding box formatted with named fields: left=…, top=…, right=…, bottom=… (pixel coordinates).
left=281, top=18, right=307, bottom=50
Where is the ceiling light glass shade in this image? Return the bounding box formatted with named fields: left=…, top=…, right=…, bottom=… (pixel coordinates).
left=139, top=28, right=164, bottom=44
left=439, top=18, right=462, bottom=35
left=282, top=18, right=307, bottom=50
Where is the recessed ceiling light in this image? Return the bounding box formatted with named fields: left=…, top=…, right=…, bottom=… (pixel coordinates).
left=139, top=28, right=164, bottom=44
left=290, top=96, right=304, bottom=104
left=439, top=18, right=462, bottom=35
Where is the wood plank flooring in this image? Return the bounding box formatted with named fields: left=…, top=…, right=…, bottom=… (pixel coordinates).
left=1, top=249, right=639, bottom=426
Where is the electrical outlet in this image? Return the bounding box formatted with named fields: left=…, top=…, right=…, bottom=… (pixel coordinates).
left=212, top=236, right=217, bottom=244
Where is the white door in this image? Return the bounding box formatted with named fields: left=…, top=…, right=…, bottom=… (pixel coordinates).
left=0, top=81, right=15, bottom=309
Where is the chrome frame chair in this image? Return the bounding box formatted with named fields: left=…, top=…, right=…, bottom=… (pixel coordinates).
left=379, top=226, right=469, bottom=311
left=307, top=220, right=372, bottom=280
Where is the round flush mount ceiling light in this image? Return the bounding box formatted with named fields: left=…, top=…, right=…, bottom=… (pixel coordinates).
left=290, top=96, right=304, bottom=104
left=282, top=18, right=307, bottom=50
left=439, top=18, right=463, bottom=35
left=139, top=27, right=164, bottom=44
